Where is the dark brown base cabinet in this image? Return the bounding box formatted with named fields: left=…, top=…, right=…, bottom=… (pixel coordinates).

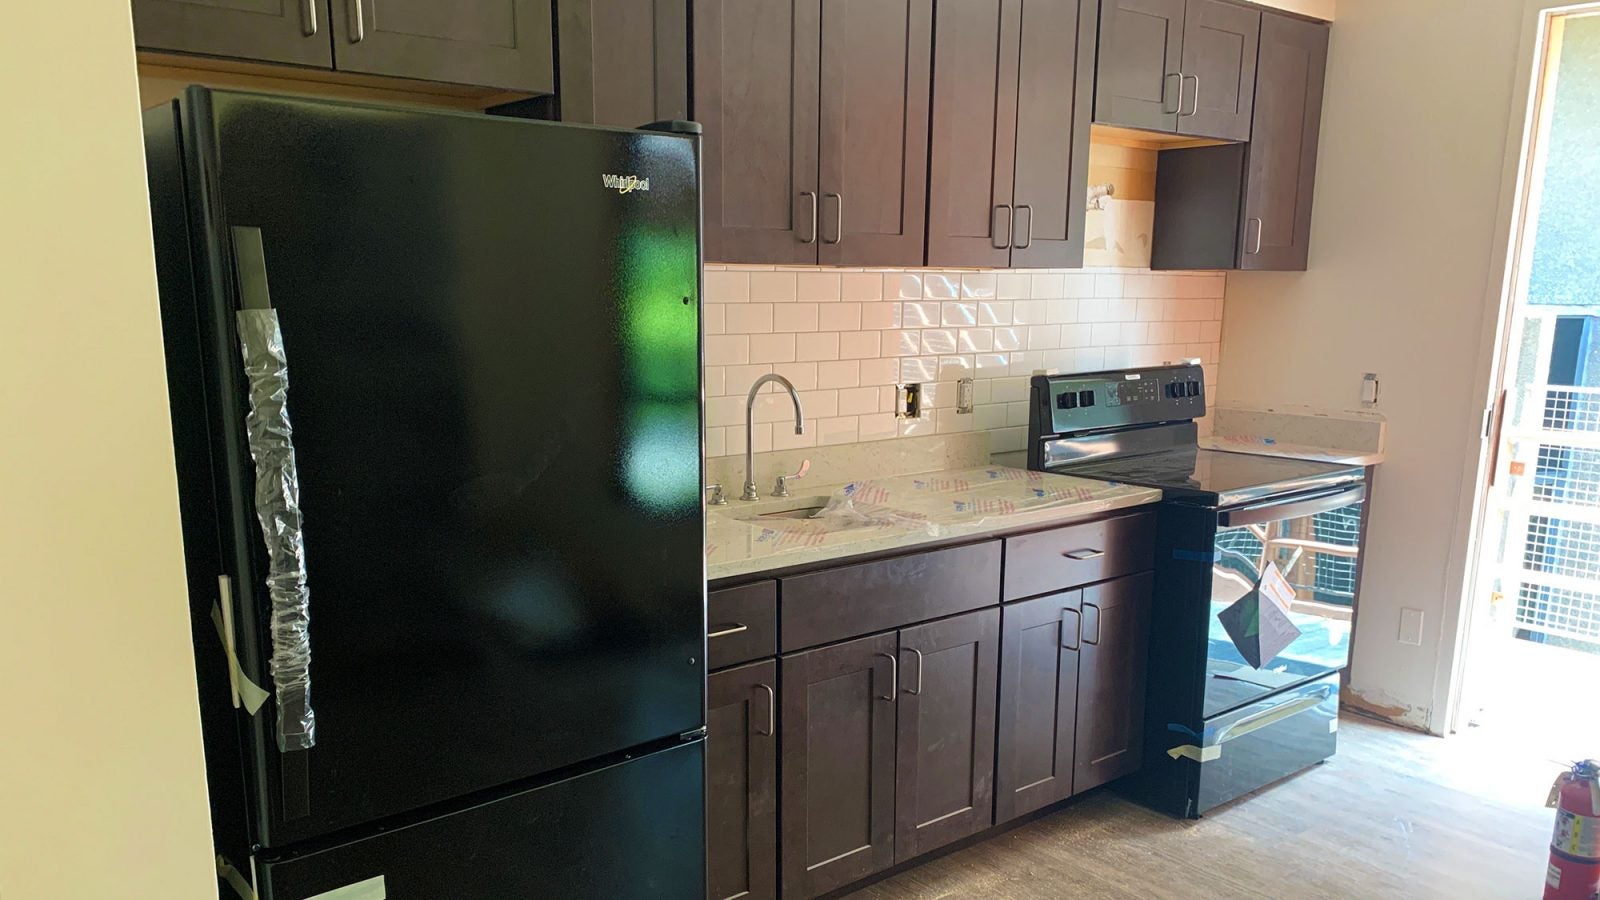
left=708, top=512, right=1156, bottom=899
left=708, top=661, right=780, bottom=900
left=996, top=572, right=1153, bottom=823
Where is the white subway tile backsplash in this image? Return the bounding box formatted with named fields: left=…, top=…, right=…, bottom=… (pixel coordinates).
left=922, top=328, right=958, bottom=355
left=840, top=272, right=883, bottom=301
left=796, top=271, right=842, bottom=302
left=819, top=302, right=862, bottom=332
left=795, top=331, right=840, bottom=361
left=749, top=333, right=796, bottom=363
left=923, top=272, right=959, bottom=300
left=726, top=303, right=774, bottom=334
left=774, top=303, right=819, bottom=333
left=839, top=331, right=881, bottom=359
left=704, top=264, right=1224, bottom=457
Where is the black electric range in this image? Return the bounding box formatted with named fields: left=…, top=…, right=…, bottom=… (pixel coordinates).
left=1021, top=364, right=1369, bottom=818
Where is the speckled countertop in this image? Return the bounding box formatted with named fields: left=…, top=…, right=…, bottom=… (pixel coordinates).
left=1197, top=434, right=1385, bottom=466
left=705, top=465, right=1161, bottom=582
left=1200, top=405, right=1388, bottom=466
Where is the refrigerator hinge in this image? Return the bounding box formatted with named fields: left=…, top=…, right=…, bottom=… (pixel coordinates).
left=678, top=726, right=708, bottom=742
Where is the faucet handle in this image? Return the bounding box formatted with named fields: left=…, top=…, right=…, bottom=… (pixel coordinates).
left=704, top=483, right=727, bottom=506
left=773, top=459, right=811, bottom=498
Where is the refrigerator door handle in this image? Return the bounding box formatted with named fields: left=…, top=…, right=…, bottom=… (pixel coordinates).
left=232, top=226, right=318, bottom=753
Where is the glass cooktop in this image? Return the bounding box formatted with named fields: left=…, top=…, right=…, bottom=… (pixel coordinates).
left=1056, top=447, right=1364, bottom=507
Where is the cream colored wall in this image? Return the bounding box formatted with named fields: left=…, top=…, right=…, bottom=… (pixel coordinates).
left=1259, top=0, right=1337, bottom=20
left=1215, top=0, right=1529, bottom=732
left=0, top=3, right=216, bottom=898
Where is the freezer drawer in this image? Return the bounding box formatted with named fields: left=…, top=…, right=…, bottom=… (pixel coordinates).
left=258, top=739, right=705, bottom=899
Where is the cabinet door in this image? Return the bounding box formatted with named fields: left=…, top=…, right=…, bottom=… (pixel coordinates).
left=895, top=608, right=1000, bottom=862
left=1094, top=0, right=1185, bottom=133
left=707, top=661, right=779, bottom=900
left=556, top=0, right=689, bottom=127
left=1074, top=573, right=1153, bottom=793
left=816, top=0, right=934, bottom=267
left=781, top=632, right=898, bottom=897
left=1008, top=0, right=1096, bottom=269
left=1177, top=0, right=1259, bottom=141
left=995, top=590, right=1081, bottom=823
left=925, top=0, right=1019, bottom=268
left=694, top=0, right=822, bottom=265
left=327, top=0, right=555, bottom=92
left=132, top=0, right=332, bottom=67
left=1240, top=13, right=1329, bottom=271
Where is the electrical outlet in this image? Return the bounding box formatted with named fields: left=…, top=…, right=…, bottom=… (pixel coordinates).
left=1361, top=373, right=1380, bottom=407
left=956, top=377, right=975, bottom=414
left=1398, top=607, right=1425, bottom=646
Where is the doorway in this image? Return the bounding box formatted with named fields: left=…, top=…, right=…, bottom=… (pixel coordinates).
left=1459, top=5, right=1600, bottom=762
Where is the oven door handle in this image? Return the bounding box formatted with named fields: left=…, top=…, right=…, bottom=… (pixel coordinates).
left=1218, top=483, right=1366, bottom=528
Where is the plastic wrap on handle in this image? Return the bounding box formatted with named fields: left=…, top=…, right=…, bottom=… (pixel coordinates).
left=236, top=309, right=316, bottom=751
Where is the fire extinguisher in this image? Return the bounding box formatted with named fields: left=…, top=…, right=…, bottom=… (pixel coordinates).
left=1546, top=760, right=1600, bottom=900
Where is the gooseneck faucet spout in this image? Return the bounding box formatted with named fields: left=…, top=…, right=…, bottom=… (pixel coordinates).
left=743, top=373, right=805, bottom=501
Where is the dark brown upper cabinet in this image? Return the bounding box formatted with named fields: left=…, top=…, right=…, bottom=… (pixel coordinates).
left=926, top=0, right=1097, bottom=269
left=695, top=0, right=933, bottom=266
left=555, top=0, right=689, bottom=127
left=694, top=0, right=822, bottom=264
left=707, top=661, right=779, bottom=900
left=1149, top=10, right=1328, bottom=271
left=1094, top=0, right=1259, bottom=142
left=133, top=0, right=555, bottom=93
left=780, top=632, right=899, bottom=898
left=326, top=0, right=554, bottom=92
left=995, top=589, right=1082, bottom=824
left=1074, top=573, right=1153, bottom=793
left=1240, top=10, right=1328, bottom=270
left=132, top=0, right=333, bottom=68
left=894, top=609, right=999, bottom=863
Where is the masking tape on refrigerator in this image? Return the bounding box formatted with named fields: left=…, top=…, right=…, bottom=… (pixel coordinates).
left=217, top=855, right=258, bottom=900
left=237, top=308, right=316, bottom=751
left=211, top=602, right=269, bottom=715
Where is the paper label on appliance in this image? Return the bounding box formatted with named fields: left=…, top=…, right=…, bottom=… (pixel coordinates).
left=1547, top=862, right=1561, bottom=889
left=307, top=876, right=386, bottom=900
left=1259, top=562, right=1295, bottom=615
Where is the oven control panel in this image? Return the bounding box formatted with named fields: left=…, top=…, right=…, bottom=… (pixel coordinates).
left=1031, top=363, right=1206, bottom=435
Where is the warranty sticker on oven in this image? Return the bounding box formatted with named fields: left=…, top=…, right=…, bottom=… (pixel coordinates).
left=1217, top=562, right=1303, bottom=669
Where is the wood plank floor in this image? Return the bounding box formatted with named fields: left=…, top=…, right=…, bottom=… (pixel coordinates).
left=844, top=716, right=1561, bottom=899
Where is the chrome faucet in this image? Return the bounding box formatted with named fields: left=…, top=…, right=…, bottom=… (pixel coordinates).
left=743, top=373, right=805, bottom=501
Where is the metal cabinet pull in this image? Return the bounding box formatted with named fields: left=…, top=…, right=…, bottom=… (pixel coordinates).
left=708, top=623, right=749, bottom=639
left=1062, top=548, right=1105, bottom=560
left=1014, top=205, right=1033, bottom=250
left=755, top=683, right=776, bottom=736
left=1061, top=608, right=1082, bottom=651
left=1083, top=603, right=1102, bottom=645
left=1246, top=217, right=1264, bottom=255
left=875, top=651, right=898, bottom=701
left=349, top=0, right=365, bottom=42
left=1181, top=74, right=1201, bottom=117
left=301, top=0, right=318, bottom=35
left=905, top=647, right=925, bottom=695
left=799, top=191, right=819, bottom=244
left=992, top=205, right=1013, bottom=250
left=1166, top=72, right=1185, bottom=115
left=822, top=193, right=843, bottom=245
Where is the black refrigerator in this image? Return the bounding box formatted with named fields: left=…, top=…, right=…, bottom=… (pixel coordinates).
left=145, top=89, right=706, bottom=899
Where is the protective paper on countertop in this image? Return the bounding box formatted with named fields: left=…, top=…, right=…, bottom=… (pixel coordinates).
left=810, top=467, right=1115, bottom=536
left=237, top=308, right=316, bottom=751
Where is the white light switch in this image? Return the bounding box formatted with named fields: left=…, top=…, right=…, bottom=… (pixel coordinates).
left=1398, top=608, right=1425, bottom=646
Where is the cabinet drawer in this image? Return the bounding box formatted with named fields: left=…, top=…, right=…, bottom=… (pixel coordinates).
left=708, top=581, right=778, bottom=670
left=779, top=541, right=1001, bottom=652
left=1002, top=512, right=1155, bottom=601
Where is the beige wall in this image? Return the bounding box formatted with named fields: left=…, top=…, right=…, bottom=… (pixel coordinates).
left=1260, top=0, right=1337, bottom=20
left=1216, top=0, right=1530, bottom=731
left=0, top=3, right=216, bottom=898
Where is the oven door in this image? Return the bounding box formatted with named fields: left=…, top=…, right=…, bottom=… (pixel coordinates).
left=1204, top=482, right=1366, bottom=718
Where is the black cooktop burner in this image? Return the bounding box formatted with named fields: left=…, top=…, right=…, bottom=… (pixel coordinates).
left=1057, top=447, right=1364, bottom=507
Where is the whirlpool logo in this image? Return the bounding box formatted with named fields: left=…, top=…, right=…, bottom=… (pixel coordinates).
left=602, top=173, right=651, bottom=195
